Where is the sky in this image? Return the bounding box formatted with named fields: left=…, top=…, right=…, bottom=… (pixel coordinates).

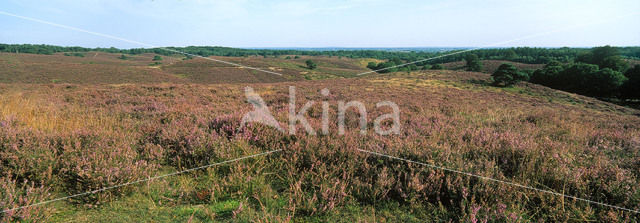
left=1, top=0, right=639, bottom=48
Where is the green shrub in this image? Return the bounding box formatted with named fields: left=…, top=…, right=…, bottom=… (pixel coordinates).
left=464, top=54, right=482, bottom=72
left=491, top=63, right=528, bottom=87
left=306, top=60, right=317, bottom=70
left=431, top=64, right=444, bottom=70
left=620, top=65, right=640, bottom=99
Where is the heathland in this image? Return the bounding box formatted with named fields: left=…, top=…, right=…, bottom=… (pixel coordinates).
left=1, top=47, right=639, bottom=222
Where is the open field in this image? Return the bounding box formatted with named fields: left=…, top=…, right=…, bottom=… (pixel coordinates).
left=2, top=0, right=639, bottom=220
left=1, top=52, right=639, bottom=222
left=0, top=53, right=371, bottom=84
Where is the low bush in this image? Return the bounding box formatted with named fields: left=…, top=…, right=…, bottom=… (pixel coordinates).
left=0, top=176, right=53, bottom=222
left=58, top=131, right=157, bottom=204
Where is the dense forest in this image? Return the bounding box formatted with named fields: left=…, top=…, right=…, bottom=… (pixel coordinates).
left=460, top=46, right=640, bottom=101
left=528, top=46, right=639, bottom=100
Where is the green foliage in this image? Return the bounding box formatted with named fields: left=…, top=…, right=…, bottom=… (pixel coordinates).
left=530, top=45, right=636, bottom=98
left=530, top=61, right=563, bottom=87
left=363, top=58, right=420, bottom=74
left=2, top=44, right=638, bottom=65
left=430, top=64, right=444, bottom=70
left=464, top=54, right=483, bottom=72
left=586, top=68, right=627, bottom=97
left=152, top=55, right=163, bottom=61
left=367, top=62, right=377, bottom=69
left=577, top=45, right=629, bottom=72
left=600, top=56, right=629, bottom=72
left=491, top=63, right=528, bottom=87
left=620, top=65, right=640, bottom=99
left=368, top=61, right=398, bottom=73
left=305, top=60, right=317, bottom=69
left=531, top=62, right=628, bottom=98
left=556, top=63, right=599, bottom=93
left=63, top=52, right=85, bottom=57
left=285, top=56, right=291, bottom=59
left=503, top=49, right=517, bottom=59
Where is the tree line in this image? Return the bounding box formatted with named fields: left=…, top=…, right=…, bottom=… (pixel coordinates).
left=2, top=44, right=639, bottom=65
left=488, top=46, right=638, bottom=100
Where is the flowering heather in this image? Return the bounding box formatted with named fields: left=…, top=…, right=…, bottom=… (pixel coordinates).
left=0, top=175, right=53, bottom=222
left=0, top=70, right=639, bottom=222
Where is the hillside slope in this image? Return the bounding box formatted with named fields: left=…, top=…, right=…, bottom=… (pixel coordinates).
left=442, top=60, right=545, bottom=73
left=1, top=69, right=638, bottom=222
left=0, top=53, right=371, bottom=84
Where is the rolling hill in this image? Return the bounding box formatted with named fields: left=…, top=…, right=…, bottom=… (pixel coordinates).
left=0, top=52, right=372, bottom=84
left=0, top=52, right=639, bottom=222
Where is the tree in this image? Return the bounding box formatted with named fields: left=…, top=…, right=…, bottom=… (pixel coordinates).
left=577, top=45, right=629, bottom=72
left=431, top=64, right=444, bottom=70
left=375, top=61, right=398, bottom=73
left=552, top=63, right=625, bottom=97
left=620, top=65, right=640, bottom=99
left=492, top=63, right=528, bottom=87
left=367, top=62, right=377, bottom=70
left=390, top=57, right=402, bottom=65
left=464, top=54, right=483, bottom=72
left=503, top=49, right=517, bottom=59
left=591, top=45, right=619, bottom=65
left=600, top=56, right=629, bottom=72
left=305, top=60, right=317, bottom=70
left=152, top=55, right=163, bottom=61
left=530, top=61, right=563, bottom=87
left=556, top=63, right=599, bottom=94
left=584, top=68, right=627, bottom=97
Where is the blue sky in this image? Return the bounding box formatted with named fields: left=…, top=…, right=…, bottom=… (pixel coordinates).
left=1, top=0, right=639, bottom=48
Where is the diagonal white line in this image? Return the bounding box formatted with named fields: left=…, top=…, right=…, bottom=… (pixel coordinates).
left=356, top=12, right=639, bottom=76
left=0, top=11, right=285, bottom=76
left=0, top=149, right=282, bottom=214
left=357, top=149, right=640, bottom=214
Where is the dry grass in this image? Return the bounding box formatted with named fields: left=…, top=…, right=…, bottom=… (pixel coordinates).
left=0, top=60, right=639, bottom=222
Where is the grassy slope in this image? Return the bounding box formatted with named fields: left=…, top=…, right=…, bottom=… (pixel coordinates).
left=1, top=54, right=639, bottom=222
left=442, top=60, right=545, bottom=73
left=0, top=53, right=370, bottom=84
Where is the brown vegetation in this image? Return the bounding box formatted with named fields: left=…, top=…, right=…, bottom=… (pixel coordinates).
left=0, top=53, right=639, bottom=221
